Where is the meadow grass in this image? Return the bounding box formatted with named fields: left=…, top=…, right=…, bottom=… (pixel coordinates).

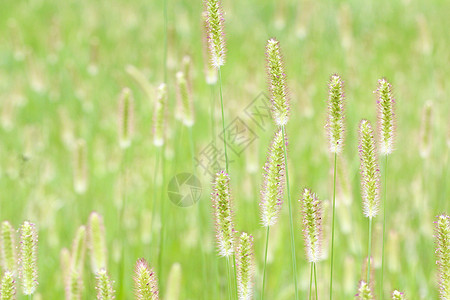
left=0, top=0, right=449, bottom=298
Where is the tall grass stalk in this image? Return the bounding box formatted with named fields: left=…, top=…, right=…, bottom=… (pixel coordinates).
left=281, top=125, right=298, bottom=299
left=367, top=217, right=373, bottom=283
left=330, top=152, right=337, bottom=299
left=218, top=68, right=229, bottom=172
left=226, top=257, right=232, bottom=300
left=309, top=263, right=313, bottom=300
left=380, top=155, right=388, bottom=298
left=314, top=263, right=318, bottom=300
left=261, top=227, right=270, bottom=300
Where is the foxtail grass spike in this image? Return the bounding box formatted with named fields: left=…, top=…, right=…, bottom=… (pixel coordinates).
left=134, top=258, right=159, bottom=300
left=153, top=83, right=167, bottom=147
left=203, top=0, right=226, bottom=68
left=236, top=232, right=254, bottom=300
left=265, top=38, right=289, bottom=126
left=435, top=214, right=450, bottom=299
left=260, top=128, right=286, bottom=227
left=358, top=120, right=381, bottom=218
left=355, top=280, right=374, bottom=299
left=326, top=74, right=345, bottom=154
left=211, top=171, right=235, bottom=256
left=165, top=263, right=181, bottom=300
left=1, top=221, right=17, bottom=275
left=73, top=139, right=88, bottom=194
left=0, top=271, right=15, bottom=300
left=300, top=188, right=323, bottom=263
left=419, top=100, right=433, bottom=159
left=88, top=212, right=107, bottom=274
left=67, top=269, right=82, bottom=300
left=71, top=226, right=87, bottom=272
left=391, top=290, right=406, bottom=299
left=96, top=269, right=115, bottom=300
left=118, top=87, right=134, bottom=149
left=376, top=78, right=396, bottom=155
left=19, top=221, right=38, bottom=295
left=176, top=71, right=194, bottom=127
left=201, top=12, right=218, bottom=85
left=60, top=248, right=71, bottom=291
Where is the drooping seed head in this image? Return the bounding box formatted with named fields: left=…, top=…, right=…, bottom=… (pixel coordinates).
left=71, top=225, right=87, bottom=272
left=265, top=38, right=289, bottom=126
left=73, top=139, right=88, bottom=194
left=355, top=280, right=374, bottom=299
left=211, top=171, right=235, bottom=256
left=435, top=214, right=450, bottom=299
left=176, top=71, right=195, bottom=127
left=260, top=128, right=286, bottom=227
left=1, top=221, right=17, bottom=275
left=326, top=74, right=345, bottom=154
left=419, top=100, right=433, bottom=159
left=376, top=78, right=396, bottom=155
left=203, top=0, right=226, bottom=68
left=300, top=188, right=323, bottom=263
left=96, top=268, right=115, bottom=300
left=153, top=83, right=167, bottom=147
left=236, top=232, right=254, bottom=300
left=358, top=120, right=381, bottom=218
left=134, top=258, right=159, bottom=300
left=392, top=290, right=407, bottom=299
left=0, top=271, right=16, bottom=300
left=88, top=212, right=107, bottom=274
left=19, top=221, right=38, bottom=295
left=118, top=87, right=134, bottom=149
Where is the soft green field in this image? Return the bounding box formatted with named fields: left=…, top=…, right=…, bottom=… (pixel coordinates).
left=0, top=0, right=449, bottom=298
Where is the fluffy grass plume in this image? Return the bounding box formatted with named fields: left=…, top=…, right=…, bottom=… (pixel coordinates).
left=19, top=221, right=38, bottom=295
left=300, top=188, right=323, bottom=263
left=358, top=120, right=381, bottom=218
left=118, top=87, right=134, bottom=149
left=211, top=171, right=235, bottom=256
left=1, top=221, right=17, bottom=275
left=435, top=214, right=450, bottom=299
left=265, top=38, right=289, bottom=126
left=176, top=71, right=194, bottom=127
left=260, top=128, right=286, bottom=227
left=326, top=74, right=345, bottom=153
left=391, top=290, right=406, bottom=299
left=376, top=78, right=396, bottom=155
left=153, top=83, right=167, bottom=147
left=88, top=212, right=107, bottom=274
left=355, top=280, right=374, bottom=299
left=96, top=269, right=115, bottom=300
left=134, top=258, right=159, bottom=300
left=203, top=0, right=226, bottom=68
left=0, top=271, right=15, bottom=300
left=236, top=232, right=254, bottom=300
left=73, top=139, right=88, bottom=194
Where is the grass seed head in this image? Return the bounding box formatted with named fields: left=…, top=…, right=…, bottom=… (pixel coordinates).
left=0, top=271, right=16, bottom=300
left=260, top=128, right=286, bottom=227
left=358, top=120, right=381, bottom=218
left=376, top=78, right=396, bottom=155
left=435, top=214, right=450, bottom=299
left=236, top=232, right=254, bottom=300
left=204, top=0, right=226, bottom=68
left=1, top=221, right=17, bottom=275
left=211, top=171, right=235, bottom=257
left=300, top=188, right=323, bottom=263
left=88, top=212, right=107, bottom=274
left=153, top=83, right=167, bottom=147
left=355, top=280, right=374, bottom=299
left=326, top=74, right=345, bottom=154
left=19, top=221, right=38, bottom=295
left=134, top=258, right=159, bottom=300
left=95, top=268, right=115, bottom=300
left=176, top=71, right=194, bottom=127
left=392, top=290, right=407, bottom=299
left=265, top=38, right=289, bottom=126
left=118, top=87, right=134, bottom=149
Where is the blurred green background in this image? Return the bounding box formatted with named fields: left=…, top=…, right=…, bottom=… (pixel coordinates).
left=0, top=0, right=449, bottom=298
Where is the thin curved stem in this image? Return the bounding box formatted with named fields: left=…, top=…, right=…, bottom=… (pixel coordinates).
left=309, top=263, right=313, bottom=300
left=380, top=155, right=388, bottom=299
left=218, top=67, right=229, bottom=173
left=314, top=262, right=318, bottom=300
left=261, top=227, right=270, bottom=300
left=226, top=257, right=232, bottom=300
left=163, top=0, right=168, bottom=84
left=330, top=152, right=337, bottom=299
left=188, top=126, right=196, bottom=174
left=367, top=217, right=373, bottom=284
left=281, top=125, right=298, bottom=300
